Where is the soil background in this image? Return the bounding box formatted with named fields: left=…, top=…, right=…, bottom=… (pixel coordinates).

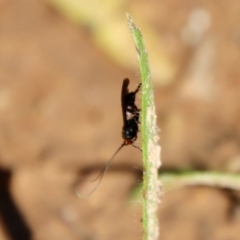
left=0, top=1, right=240, bottom=240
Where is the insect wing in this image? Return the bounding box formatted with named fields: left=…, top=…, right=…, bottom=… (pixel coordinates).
left=121, top=78, right=130, bottom=125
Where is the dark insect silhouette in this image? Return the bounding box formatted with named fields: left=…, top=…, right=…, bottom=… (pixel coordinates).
left=121, top=78, right=141, bottom=146
left=79, top=78, right=141, bottom=197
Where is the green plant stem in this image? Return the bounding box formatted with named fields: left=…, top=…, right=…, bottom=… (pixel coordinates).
left=160, top=171, right=240, bottom=191
left=126, top=13, right=161, bottom=240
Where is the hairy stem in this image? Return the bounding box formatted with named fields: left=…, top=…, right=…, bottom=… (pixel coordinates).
left=127, top=13, right=161, bottom=240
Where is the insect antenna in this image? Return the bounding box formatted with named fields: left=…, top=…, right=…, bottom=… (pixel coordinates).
left=132, top=144, right=142, bottom=152
left=76, top=142, right=126, bottom=198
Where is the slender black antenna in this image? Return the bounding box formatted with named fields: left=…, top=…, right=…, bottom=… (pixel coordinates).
left=132, top=144, right=142, bottom=152
left=76, top=143, right=126, bottom=198
left=91, top=142, right=141, bottom=183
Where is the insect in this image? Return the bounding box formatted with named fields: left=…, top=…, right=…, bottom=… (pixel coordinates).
left=79, top=78, right=141, bottom=197
left=121, top=78, right=141, bottom=146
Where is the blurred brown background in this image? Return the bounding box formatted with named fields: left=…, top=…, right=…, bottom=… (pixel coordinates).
left=0, top=0, right=240, bottom=239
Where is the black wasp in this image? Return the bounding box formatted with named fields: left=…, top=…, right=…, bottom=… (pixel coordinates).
left=79, top=78, right=141, bottom=197
left=121, top=78, right=141, bottom=147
